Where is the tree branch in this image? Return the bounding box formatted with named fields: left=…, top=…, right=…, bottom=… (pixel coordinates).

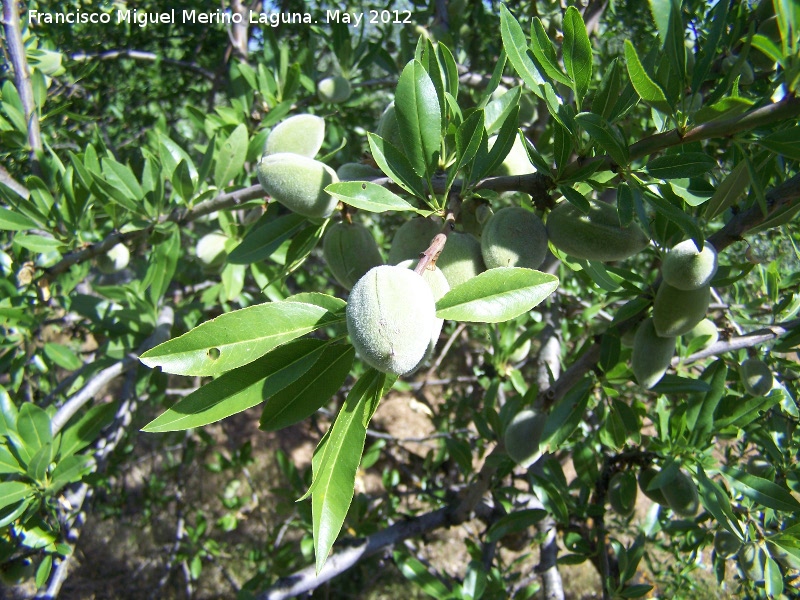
left=2, top=0, right=43, bottom=172
left=42, top=184, right=266, bottom=280
left=70, top=49, right=216, bottom=80
left=0, top=164, right=30, bottom=199
left=50, top=307, right=174, bottom=435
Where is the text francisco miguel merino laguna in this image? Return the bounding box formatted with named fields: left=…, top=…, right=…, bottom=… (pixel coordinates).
left=27, top=8, right=317, bottom=28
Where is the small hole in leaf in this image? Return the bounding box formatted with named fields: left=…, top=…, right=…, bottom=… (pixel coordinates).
left=361, top=183, right=367, bottom=190
left=207, top=347, right=221, bottom=360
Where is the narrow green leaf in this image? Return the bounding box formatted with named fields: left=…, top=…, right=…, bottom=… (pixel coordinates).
left=0, top=482, right=33, bottom=511
left=394, top=60, right=441, bottom=178
left=147, top=225, right=180, bottom=304
left=326, top=181, right=417, bottom=213
left=542, top=377, right=592, bottom=451
left=575, top=112, right=629, bottom=167
left=102, top=158, right=144, bottom=201
left=435, top=267, right=559, bottom=323
left=16, top=403, right=52, bottom=454
left=664, top=1, right=686, bottom=87
left=499, top=5, right=544, bottom=96
left=473, top=107, right=521, bottom=180
left=704, top=160, right=751, bottom=220
left=486, top=509, right=547, bottom=543
left=563, top=6, right=592, bottom=107
left=760, top=126, right=800, bottom=160
left=646, top=153, right=716, bottom=179
left=59, top=401, right=118, bottom=459
left=691, top=0, right=728, bottom=91
left=143, top=339, right=327, bottom=432
left=695, top=466, right=744, bottom=538
left=644, top=188, right=703, bottom=246
left=394, top=551, right=452, bottom=598
left=723, top=467, right=800, bottom=512
left=686, top=360, right=727, bottom=446
left=227, top=212, right=306, bottom=265
left=455, top=110, right=485, bottom=176
left=367, top=133, right=427, bottom=199
left=260, top=344, right=355, bottom=431
left=0, top=206, right=37, bottom=231
left=485, top=86, right=521, bottom=135
left=0, top=445, right=23, bottom=474
left=140, top=301, right=340, bottom=376
left=48, top=454, right=94, bottom=494
left=592, top=59, right=623, bottom=120
left=13, top=234, right=64, bottom=254
left=171, top=160, right=195, bottom=202
left=310, top=369, right=388, bottom=573
left=214, top=124, right=248, bottom=188
left=530, top=18, right=572, bottom=87
left=623, top=40, right=672, bottom=114
left=553, top=122, right=572, bottom=175
left=559, top=186, right=590, bottom=213
left=43, top=343, right=83, bottom=371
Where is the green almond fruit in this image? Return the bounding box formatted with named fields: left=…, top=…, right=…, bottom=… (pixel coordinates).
left=638, top=466, right=669, bottom=505
left=714, top=530, right=742, bottom=559
left=738, top=541, right=766, bottom=582
left=504, top=408, right=547, bottom=468
left=387, top=217, right=442, bottom=265
left=739, top=358, right=774, bottom=397
left=264, top=114, right=325, bottom=158
left=546, top=201, right=650, bottom=262
left=437, top=231, right=486, bottom=288
left=662, top=469, right=700, bottom=517
left=398, top=259, right=450, bottom=372
left=336, top=162, right=383, bottom=181
left=608, top=471, right=638, bottom=517
left=323, top=221, right=384, bottom=290
left=632, top=317, right=676, bottom=389
left=661, top=239, right=718, bottom=291
left=652, top=283, right=710, bottom=338
left=257, top=153, right=339, bottom=219
left=96, top=243, right=130, bottom=274
left=195, top=232, right=229, bottom=267
left=458, top=197, right=493, bottom=238
left=346, top=265, right=437, bottom=376
left=317, top=75, right=352, bottom=104
left=481, top=206, right=548, bottom=270
left=684, top=318, right=718, bottom=349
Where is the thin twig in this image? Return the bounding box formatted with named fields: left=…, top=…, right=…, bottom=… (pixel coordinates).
left=2, top=0, right=43, bottom=172
left=70, top=49, right=216, bottom=80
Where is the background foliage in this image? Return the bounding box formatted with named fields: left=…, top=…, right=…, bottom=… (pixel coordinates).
left=2, top=0, right=800, bottom=598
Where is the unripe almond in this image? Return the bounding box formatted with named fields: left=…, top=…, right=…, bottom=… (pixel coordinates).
left=257, top=153, right=339, bottom=219
left=481, top=206, right=548, bottom=270
left=608, top=471, right=637, bottom=517
left=458, top=198, right=493, bottom=238
left=632, top=317, right=676, bottom=389
left=739, top=358, right=773, bottom=396
left=436, top=232, right=486, bottom=288
left=96, top=243, right=130, bottom=274
left=661, top=239, right=718, bottom=291
left=195, top=232, right=229, bottom=267
left=322, top=222, right=384, bottom=290
left=684, top=318, right=718, bottom=349
left=345, top=265, right=436, bottom=376
left=387, top=217, right=441, bottom=265
left=264, top=114, right=325, bottom=158
left=546, top=201, right=649, bottom=262
left=398, top=259, right=450, bottom=372
left=662, top=469, right=700, bottom=517
left=504, top=408, right=546, bottom=468
left=336, top=162, right=383, bottom=181
left=714, top=530, right=742, bottom=559
left=317, top=75, right=352, bottom=103
left=738, top=542, right=766, bottom=582
left=652, top=283, right=710, bottom=337
left=638, top=467, right=669, bottom=505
